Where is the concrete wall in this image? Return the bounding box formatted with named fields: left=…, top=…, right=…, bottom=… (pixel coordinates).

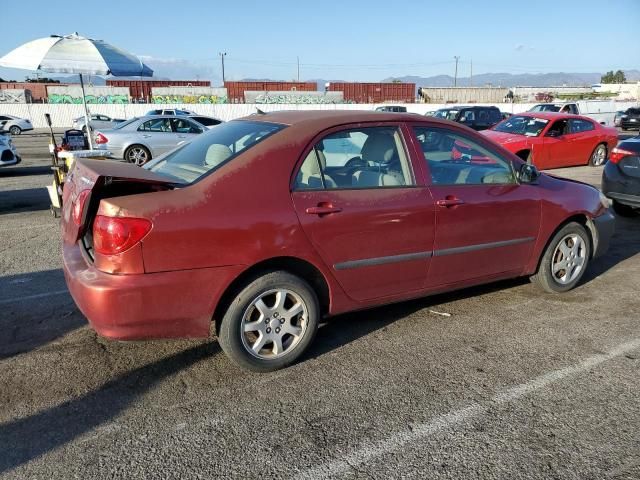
left=1, top=101, right=639, bottom=129
left=150, top=87, right=228, bottom=104
left=592, top=82, right=640, bottom=101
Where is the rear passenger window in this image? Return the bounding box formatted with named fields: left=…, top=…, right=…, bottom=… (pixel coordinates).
left=294, top=127, right=415, bottom=190
left=413, top=127, right=516, bottom=186
left=570, top=119, right=595, bottom=133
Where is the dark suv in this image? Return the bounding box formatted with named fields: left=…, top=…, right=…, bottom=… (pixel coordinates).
left=433, top=106, right=503, bottom=131
left=620, top=108, right=640, bottom=131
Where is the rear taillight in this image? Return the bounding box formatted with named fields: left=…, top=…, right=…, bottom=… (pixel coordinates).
left=95, top=133, right=108, bottom=144
left=93, top=215, right=152, bottom=256
left=609, top=147, right=635, bottom=164
left=72, top=189, right=91, bottom=226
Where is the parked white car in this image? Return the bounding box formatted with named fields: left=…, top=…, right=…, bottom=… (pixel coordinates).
left=0, top=115, right=33, bottom=135
left=72, top=114, right=125, bottom=132
left=0, top=131, right=21, bottom=166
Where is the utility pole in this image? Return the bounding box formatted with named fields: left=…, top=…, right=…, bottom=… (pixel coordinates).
left=453, top=56, right=460, bottom=87
left=297, top=56, right=300, bottom=82
left=219, top=52, right=227, bottom=85
left=470, top=59, right=473, bottom=87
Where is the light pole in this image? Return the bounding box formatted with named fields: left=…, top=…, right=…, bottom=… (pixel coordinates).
left=219, top=52, right=227, bottom=85
left=453, top=56, right=460, bottom=87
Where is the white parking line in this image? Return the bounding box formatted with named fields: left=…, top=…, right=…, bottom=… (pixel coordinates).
left=0, top=289, right=69, bottom=305
left=296, top=338, right=640, bottom=480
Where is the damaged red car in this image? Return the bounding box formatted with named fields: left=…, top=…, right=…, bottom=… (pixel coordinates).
left=62, top=111, right=614, bottom=371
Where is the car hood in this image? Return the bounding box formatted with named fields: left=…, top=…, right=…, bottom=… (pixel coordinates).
left=481, top=130, right=534, bottom=149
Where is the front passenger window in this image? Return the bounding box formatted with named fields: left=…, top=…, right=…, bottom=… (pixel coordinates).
left=413, top=127, right=516, bottom=186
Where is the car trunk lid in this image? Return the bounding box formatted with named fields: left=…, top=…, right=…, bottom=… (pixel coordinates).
left=61, top=159, right=175, bottom=247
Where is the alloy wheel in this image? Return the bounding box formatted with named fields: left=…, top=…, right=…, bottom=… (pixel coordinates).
left=551, top=234, right=587, bottom=285
left=240, top=288, right=308, bottom=359
left=591, top=145, right=607, bottom=166
left=127, top=147, right=148, bottom=166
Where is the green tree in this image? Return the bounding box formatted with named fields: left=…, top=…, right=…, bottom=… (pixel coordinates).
left=601, top=70, right=626, bottom=83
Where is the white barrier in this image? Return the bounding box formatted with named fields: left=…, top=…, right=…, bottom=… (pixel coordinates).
left=1, top=102, right=638, bottom=129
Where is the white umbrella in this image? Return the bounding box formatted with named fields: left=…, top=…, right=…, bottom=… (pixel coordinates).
left=0, top=33, right=152, bottom=148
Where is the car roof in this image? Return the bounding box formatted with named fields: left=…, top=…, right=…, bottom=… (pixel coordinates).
left=239, top=110, right=433, bottom=127
left=513, top=112, right=587, bottom=120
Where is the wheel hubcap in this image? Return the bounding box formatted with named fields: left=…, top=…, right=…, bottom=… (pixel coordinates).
left=129, top=148, right=147, bottom=165
left=593, top=146, right=606, bottom=165
left=241, top=289, right=308, bottom=359
left=551, top=234, right=586, bottom=284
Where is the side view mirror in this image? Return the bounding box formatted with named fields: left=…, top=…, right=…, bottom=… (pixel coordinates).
left=518, top=163, right=540, bottom=184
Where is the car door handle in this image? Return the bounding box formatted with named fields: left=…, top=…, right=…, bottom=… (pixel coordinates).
left=305, top=203, right=342, bottom=215
left=436, top=196, right=465, bottom=208
left=177, top=135, right=187, bottom=138
left=142, top=134, right=152, bottom=138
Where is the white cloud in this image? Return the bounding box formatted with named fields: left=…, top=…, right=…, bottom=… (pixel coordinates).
left=137, top=55, right=219, bottom=83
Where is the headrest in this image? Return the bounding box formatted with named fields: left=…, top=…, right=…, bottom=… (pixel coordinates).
left=361, top=133, right=396, bottom=164
left=205, top=144, right=233, bottom=166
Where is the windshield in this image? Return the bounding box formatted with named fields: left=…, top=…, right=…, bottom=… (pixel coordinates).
left=530, top=104, right=560, bottom=112
left=433, top=109, right=459, bottom=120
left=145, top=120, right=284, bottom=184
left=112, top=117, right=139, bottom=130
left=493, top=115, right=549, bottom=137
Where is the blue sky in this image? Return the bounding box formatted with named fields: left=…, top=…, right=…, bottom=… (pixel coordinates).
left=0, top=0, right=638, bottom=84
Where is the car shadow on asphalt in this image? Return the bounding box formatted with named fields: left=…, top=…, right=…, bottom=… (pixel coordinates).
left=0, top=270, right=81, bottom=360
left=0, top=165, right=52, bottom=177
left=0, top=187, right=50, bottom=215
left=581, top=214, right=640, bottom=282
left=303, top=276, right=527, bottom=363
left=0, top=342, right=219, bottom=475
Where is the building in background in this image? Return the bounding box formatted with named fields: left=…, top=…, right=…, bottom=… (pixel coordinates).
left=224, top=81, right=317, bottom=103
left=106, top=80, right=211, bottom=103
left=0, top=82, right=66, bottom=102
left=591, top=82, right=640, bottom=101
left=418, top=87, right=509, bottom=104
left=328, top=82, right=415, bottom=103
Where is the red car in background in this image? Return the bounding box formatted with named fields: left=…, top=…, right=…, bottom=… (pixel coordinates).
left=481, top=112, right=618, bottom=169
left=62, top=111, right=614, bottom=372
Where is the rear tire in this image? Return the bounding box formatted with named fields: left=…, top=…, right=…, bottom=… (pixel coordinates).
left=9, top=125, right=21, bottom=135
left=531, top=222, right=591, bottom=293
left=125, top=145, right=151, bottom=166
left=612, top=201, right=640, bottom=218
left=589, top=143, right=607, bottom=167
left=218, top=271, right=319, bottom=372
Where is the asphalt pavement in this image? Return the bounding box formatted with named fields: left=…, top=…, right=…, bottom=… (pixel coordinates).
left=0, top=129, right=639, bottom=480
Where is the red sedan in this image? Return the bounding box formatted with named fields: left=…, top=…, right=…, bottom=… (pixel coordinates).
left=481, top=112, right=618, bottom=169
left=62, top=111, right=614, bottom=371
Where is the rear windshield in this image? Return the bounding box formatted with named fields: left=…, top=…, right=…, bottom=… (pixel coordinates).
left=112, top=117, right=139, bottom=130
left=493, top=115, right=549, bottom=136
left=145, top=120, right=284, bottom=184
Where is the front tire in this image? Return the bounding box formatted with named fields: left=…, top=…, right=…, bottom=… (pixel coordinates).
left=9, top=125, right=21, bottom=135
left=589, top=143, right=607, bottom=167
left=125, top=145, right=151, bottom=166
left=218, top=271, right=320, bottom=372
left=531, top=222, right=591, bottom=293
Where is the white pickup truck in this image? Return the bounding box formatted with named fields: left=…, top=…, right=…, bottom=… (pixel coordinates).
left=528, top=100, right=617, bottom=126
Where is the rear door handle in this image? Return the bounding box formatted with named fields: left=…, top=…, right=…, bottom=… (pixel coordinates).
left=436, top=196, right=464, bottom=208
left=142, top=134, right=152, bottom=138
left=305, top=203, right=342, bottom=215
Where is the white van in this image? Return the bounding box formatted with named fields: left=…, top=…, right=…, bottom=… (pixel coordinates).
left=529, top=100, right=617, bottom=126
